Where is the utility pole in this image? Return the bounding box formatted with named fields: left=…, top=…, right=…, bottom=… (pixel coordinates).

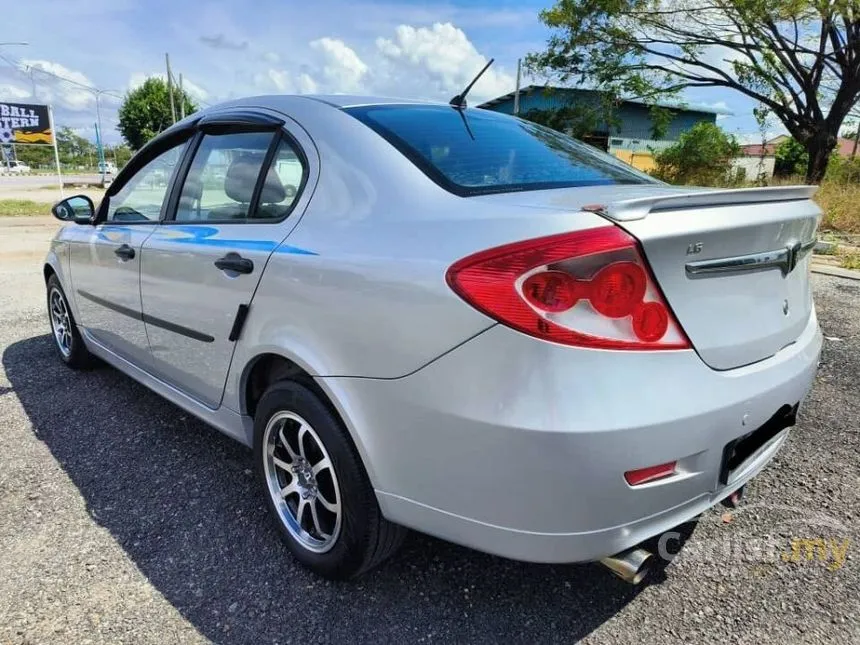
left=166, top=53, right=177, bottom=124
left=179, top=73, right=186, bottom=120
left=95, top=92, right=106, bottom=183
left=48, top=105, right=64, bottom=198
left=513, top=58, right=522, bottom=116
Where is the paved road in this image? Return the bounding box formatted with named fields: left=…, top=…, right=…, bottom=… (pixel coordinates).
left=0, top=176, right=106, bottom=205
left=0, top=218, right=857, bottom=644
left=0, top=174, right=102, bottom=189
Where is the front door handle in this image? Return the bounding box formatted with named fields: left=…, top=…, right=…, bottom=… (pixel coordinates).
left=215, top=252, right=254, bottom=275
left=114, top=244, right=135, bottom=260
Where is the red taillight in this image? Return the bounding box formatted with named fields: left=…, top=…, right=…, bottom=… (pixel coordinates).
left=446, top=226, right=689, bottom=350
left=625, top=461, right=677, bottom=486
left=522, top=271, right=578, bottom=312
left=589, top=262, right=647, bottom=318
left=632, top=301, right=669, bottom=342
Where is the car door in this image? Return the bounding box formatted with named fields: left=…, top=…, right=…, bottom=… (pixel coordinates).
left=139, top=115, right=310, bottom=408
left=69, top=136, right=189, bottom=365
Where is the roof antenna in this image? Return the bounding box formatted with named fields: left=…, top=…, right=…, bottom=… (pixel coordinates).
left=449, top=58, right=494, bottom=110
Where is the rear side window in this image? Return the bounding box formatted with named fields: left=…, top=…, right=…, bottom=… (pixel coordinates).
left=345, top=105, right=656, bottom=196
left=173, top=132, right=306, bottom=223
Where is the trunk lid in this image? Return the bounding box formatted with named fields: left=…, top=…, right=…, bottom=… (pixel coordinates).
left=473, top=185, right=820, bottom=370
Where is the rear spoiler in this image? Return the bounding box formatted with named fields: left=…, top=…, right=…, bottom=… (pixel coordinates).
left=593, top=186, right=818, bottom=222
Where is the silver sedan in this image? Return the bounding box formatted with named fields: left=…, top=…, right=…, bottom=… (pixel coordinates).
left=44, top=95, right=821, bottom=583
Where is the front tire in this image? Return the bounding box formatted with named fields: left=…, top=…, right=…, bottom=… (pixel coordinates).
left=254, top=380, right=406, bottom=579
left=46, top=275, right=93, bottom=369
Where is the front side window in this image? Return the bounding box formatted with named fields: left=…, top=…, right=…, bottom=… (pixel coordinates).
left=346, top=104, right=657, bottom=196
left=106, top=142, right=186, bottom=222
left=173, top=131, right=305, bottom=223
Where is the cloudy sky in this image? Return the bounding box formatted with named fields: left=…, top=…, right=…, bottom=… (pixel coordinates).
left=2, top=0, right=764, bottom=145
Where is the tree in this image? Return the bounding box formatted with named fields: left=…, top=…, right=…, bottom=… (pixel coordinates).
left=527, top=0, right=860, bottom=183
left=521, top=104, right=602, bottom=138
left=14, top=145, right=52, bottom=168
left=56, top=126, right=96, bottom=166
left=774, top=137, right=810, bottom=175
left=118, top=77, right=197, bottom=150
left=107, top=144, right=133, bottom=167
left=652, top=122, right=740, bottom=184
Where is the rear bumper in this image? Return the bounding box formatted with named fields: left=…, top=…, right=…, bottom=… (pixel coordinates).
left=319, top=309, right=821, bottom=563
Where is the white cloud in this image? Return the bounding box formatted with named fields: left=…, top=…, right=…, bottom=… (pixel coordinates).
left=374, top=23, right=514, bottom=102
left=19, top=59, right=96, bottom=111
left=128, top=72, right=208, bottom=101
left=128, top=71, right=160, bottom=90
left=181, top=77, right=209, bottom=101
left=0, top=84, right=30, bottom=100
left=262, top=51, right=280, bottom=64
left=310, top=37, right=369, bottom=92
left=263, top=69, right=320, bottom=95
left=700, top=100, right=731, bottom=120
left=297, top=73, right=319, bottom=94
left=243, top=23, right=513, bottom=102
left=266, top=69, right=289, bottom=92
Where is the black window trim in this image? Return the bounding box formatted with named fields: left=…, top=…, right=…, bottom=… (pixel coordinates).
left=160, top=120, right=310, bottom=227
left=95, top=125, right=197, bottom=226
left=344, top=104, right=652, bottom=198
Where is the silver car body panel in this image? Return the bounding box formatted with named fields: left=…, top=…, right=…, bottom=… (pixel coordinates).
left=138, top=109, right=321, bottom=408
left=321, top=309, right=820, bottom=562
left=69, top=223, right=159, bottom=367
left=46, top=94, right=822, bottom=564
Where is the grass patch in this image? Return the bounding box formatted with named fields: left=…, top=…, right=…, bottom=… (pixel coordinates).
left=0, top=199, right=52, bottom=217
left=815, top=181, right=860, bottom=233
left=837, top=249, right=860, bottom=271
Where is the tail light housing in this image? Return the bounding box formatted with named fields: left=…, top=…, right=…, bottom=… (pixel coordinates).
left=446, top=226, right=689, bottom=350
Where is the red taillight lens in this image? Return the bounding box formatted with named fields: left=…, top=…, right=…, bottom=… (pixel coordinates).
left=624, top=461, right=677, bottom=486
left=446, top=226, right=689, bottom=350
left=589, top=262, right=647, bottom=318
left=522, top=271, right=578, bottom=312
left=632, top=301, right=669, bottom=342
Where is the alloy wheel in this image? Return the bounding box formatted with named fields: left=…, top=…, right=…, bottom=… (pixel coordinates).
left=262, top=411, right=342, bottom=553
left=49, top=287, right=73, bottom=358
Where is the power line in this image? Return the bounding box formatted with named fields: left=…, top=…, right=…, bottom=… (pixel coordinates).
left=0, top=51, right=123, bottom=101
left=0, top=49, right=211, bottom=114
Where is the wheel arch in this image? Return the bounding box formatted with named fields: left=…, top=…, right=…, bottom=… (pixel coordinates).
left=240, top=350, right=382, bottom=489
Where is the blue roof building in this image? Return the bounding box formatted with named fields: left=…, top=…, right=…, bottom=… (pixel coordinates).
left=478, top=85, right=731, bottom=153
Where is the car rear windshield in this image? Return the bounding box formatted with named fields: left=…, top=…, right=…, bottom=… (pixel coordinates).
left=345, top=104, right=657, bottom=196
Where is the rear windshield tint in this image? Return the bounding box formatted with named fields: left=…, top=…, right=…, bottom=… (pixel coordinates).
left=345, top=104, right=657, bottom=196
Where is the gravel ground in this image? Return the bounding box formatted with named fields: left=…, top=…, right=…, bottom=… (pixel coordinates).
left=0, top=219, right=858, bottom=644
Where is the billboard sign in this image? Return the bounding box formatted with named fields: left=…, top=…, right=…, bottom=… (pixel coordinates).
left=0, top=102, right=53, bottom=145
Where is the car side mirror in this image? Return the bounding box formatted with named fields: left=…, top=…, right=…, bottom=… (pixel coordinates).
left=52, top=195, right=95, bottom=225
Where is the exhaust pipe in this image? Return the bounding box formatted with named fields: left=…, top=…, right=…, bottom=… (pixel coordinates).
left=599, top=547, right=653, bottom=585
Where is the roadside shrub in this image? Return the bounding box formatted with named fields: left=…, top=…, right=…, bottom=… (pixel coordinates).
left=774, top=138, right=809, bottom=177
left=651, top=123, right=740, bottom=186
left=825, top=155, right=860, bottom=184
left=840, top=252, right=860, bottom=270
left=815, top=181, right=860, bottom=233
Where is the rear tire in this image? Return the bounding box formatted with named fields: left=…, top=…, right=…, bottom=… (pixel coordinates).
left=254, top=380, right=406, bottom=579
left=46, top=275, right=94, bottom=369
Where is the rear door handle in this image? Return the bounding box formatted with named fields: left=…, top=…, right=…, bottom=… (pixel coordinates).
left=215, top=252, right=254, bottom=275
left=114, top=244, right=135, bottom=260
